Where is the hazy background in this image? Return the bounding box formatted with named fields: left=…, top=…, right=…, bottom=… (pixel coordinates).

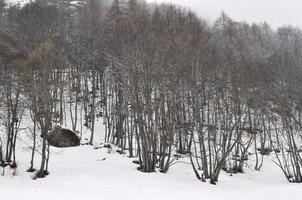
left=146, top=0, right=302, bottom=29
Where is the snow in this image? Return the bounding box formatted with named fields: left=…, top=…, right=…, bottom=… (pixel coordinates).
left=0, top=107, right=301, bottom=200
left=1, top=148, right=301, bottom=200
left=5, top=0, right=33, bottom=7
left=0, top=122, right=301, bottom=200
left=4, top=0, right=86, bottom=9
left=69, top=1, right=85, bottom=7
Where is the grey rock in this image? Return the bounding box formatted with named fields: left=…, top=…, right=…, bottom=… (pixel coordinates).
left=46, top=125, right=80, bottom=148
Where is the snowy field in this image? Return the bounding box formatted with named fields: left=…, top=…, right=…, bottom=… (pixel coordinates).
left=0, top=124, right=301, bottom=200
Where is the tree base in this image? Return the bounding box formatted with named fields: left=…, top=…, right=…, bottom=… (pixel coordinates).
left=26, top=168, right=36, bottom=173
left=9, top=162, right=17, bottom=169
left=32, top=170, right=49, bottom=180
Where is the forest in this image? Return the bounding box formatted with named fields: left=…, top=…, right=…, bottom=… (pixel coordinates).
left=0, top=0, right=302, bottom=185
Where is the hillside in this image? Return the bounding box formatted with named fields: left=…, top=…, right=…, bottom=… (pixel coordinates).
left=1, top=0, right=302, bottom=199
left=1, top=130, right=301, bottom=200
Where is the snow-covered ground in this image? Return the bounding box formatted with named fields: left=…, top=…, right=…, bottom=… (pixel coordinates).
left=1, top=125, right=301, bottom=200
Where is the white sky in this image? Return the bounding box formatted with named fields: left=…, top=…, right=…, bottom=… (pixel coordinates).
left=146, top=0, right=302, bottom=29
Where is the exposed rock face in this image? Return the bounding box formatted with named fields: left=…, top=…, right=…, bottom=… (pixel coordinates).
left=46, top=125, right=80, bottom=148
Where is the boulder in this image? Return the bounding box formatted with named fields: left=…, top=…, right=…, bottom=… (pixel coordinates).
left=46, top=125, right=80, bottom=148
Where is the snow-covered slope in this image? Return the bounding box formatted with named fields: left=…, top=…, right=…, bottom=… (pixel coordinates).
left=5, top=0, right=86, bottom=8
left=0, top=108, right=300, bottom=200
left=5, top=0, right=32, bottom=7
left=1, top=135, right=301, bottom=200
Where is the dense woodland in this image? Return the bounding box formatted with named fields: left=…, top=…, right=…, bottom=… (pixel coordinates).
left=1, top=0, right=302, bottom=184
